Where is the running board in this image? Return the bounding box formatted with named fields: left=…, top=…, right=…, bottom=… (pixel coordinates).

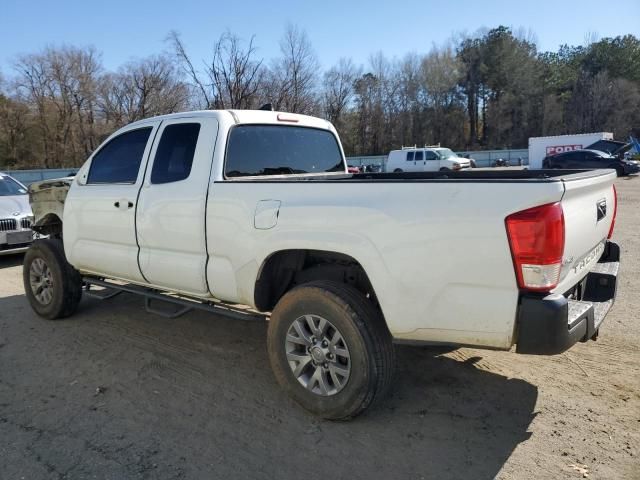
left=82, top=277, right=267, bottom=322
left=84, top=283, right=122, bottom=300
left=145, top=297, right=193, bottom=319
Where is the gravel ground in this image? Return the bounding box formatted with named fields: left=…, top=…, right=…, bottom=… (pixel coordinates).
left=0, top=176, right=638, bottom=480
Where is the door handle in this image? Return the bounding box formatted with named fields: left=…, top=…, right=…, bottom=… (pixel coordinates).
left=114, top=201, right=134, bottom=209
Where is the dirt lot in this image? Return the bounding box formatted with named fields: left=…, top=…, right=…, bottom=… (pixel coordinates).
left=1, top=177, right=639, bottom=480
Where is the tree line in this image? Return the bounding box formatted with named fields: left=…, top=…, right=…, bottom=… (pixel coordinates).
left=1, top=25, right=639, bottom=169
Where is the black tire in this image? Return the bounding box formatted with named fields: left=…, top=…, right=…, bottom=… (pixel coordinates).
left=393, top=168, right=403, bottom=173
left=23, top=239, right=82, bottom=319
left=439, top=167, right=450, bottom=172
left=267, top=280, right=395, bottom=420
left=613, top=165, right=625, bottom=177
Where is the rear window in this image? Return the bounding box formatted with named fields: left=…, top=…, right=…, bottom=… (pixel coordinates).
left=225, top=125, right=344, bottom=177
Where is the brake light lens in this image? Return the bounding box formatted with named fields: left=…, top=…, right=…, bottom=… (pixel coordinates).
left=277, top=113, right=299, bottom=123
left=505, top=202, right=565, bottom=291
left=607, top=185, right=617, bottom=239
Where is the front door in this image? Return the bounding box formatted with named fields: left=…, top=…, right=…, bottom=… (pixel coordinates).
left=64, top=122, right=159, bottom=282
left=424, top=150, right=439, bottom=171
left=136, top=117, right=218, bottom=296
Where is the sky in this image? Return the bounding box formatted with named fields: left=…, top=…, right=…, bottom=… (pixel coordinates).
left=1, top=0, right=639, bottom=75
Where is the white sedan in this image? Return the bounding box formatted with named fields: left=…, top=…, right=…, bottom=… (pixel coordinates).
left=0, top=173, right=34, bottom=255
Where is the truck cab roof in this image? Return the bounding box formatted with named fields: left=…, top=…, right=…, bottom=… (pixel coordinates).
left=124, top=109, right=335, bottom=132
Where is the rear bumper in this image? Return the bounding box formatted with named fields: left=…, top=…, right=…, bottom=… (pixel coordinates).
left=515, top=241, right=620, bottom=355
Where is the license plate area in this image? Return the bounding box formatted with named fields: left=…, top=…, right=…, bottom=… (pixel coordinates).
left=6, top=231, right=33, bottom=245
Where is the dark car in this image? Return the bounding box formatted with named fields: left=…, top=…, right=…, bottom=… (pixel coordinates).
left=542, top=149, right=640, bottom=177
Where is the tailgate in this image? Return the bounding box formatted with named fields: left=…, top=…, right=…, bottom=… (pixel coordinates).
left=554, top=169, right=617, bottom=294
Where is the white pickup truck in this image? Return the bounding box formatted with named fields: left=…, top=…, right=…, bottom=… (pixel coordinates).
left=24, top=109, right=620, bottom=419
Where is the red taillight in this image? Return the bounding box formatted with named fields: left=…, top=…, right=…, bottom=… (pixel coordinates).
left=505, top=202, right=565, bottom=292
left=607, top=185, right=617, bottom=239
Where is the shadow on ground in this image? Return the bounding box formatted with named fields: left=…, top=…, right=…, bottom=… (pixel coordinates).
left=0, top=253, right=23, bottom=269
left=0, top=291, right=537, bottom=479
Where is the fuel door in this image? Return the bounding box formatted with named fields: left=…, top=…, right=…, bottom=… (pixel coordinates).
left=254, top=200, right=281, bottom=230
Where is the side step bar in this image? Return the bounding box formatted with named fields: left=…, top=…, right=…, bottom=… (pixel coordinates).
left=82, top=277, right=267, bottom=322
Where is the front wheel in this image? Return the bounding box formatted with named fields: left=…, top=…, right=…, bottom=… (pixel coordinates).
left=613, top=165, right=625, bottom=177
left=267, top=281, right=395, bottom=420
left=23, top=239, right=82, bottom=319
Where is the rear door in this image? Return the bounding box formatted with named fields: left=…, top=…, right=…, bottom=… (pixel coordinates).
left=136, top=117, right=218, bottom=295
left=582, top=151, right=602, bottom=168
left=404, top=151, right=419, bottom=171
left=413, top=150, right=425, bottom=171
left=565, top=151, right=585, bottom=168
left=64, top=122, right=158, bottom=282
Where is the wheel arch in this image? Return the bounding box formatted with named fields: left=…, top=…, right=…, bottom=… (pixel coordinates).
left=254, top=249, right=382, bottom=315
left=33, top=212, right=63, bottom=238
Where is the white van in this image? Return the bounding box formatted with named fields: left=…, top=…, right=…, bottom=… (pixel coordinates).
left=386, top=147, right=471, bottom=172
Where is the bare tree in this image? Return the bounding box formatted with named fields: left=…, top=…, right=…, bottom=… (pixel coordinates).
left=167, top=30, right=213, bottom=108
left=169, top=30, right=264, bottom=109
left=13, top=46, right=102, bottom=167
left=98, top=55, right=188, bottom=125
left=268, top=24, right=319, bottom=114
left=322, top=58, right=359, bottom=126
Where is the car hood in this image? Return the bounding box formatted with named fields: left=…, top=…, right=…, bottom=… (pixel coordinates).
left=452, top=157, right=471, bottom=165
left=0, top=195, right=32, bottom=217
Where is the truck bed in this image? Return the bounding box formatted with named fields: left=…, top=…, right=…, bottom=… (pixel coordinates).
left=224, top=168, right=613, bottom=183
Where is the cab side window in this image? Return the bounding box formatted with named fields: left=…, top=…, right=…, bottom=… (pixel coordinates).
left=151, top=123, right=201, bottom=184
left=87, top=128, right=152, bottom=184
left=425, top=151, right=438, bottom=160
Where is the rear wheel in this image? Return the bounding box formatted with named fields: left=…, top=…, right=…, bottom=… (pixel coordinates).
left=267, top=281, right=394, bottom=420
left=23, top=239, right=82, bottom=319
left=393, top=168, right=403, bottom=173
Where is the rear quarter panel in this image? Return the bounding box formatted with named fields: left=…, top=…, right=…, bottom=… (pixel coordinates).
left=206, top=179, right=566, bottom=349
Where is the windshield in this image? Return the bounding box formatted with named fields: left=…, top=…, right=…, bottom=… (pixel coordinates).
left=0, top=176, right=28, bottom=196
left=435, top=148, right=457, bottom=159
